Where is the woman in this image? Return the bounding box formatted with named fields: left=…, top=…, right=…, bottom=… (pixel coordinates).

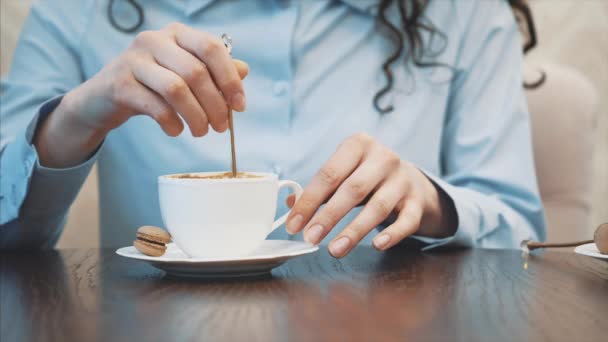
left=0, top=0, right=545, bottom=255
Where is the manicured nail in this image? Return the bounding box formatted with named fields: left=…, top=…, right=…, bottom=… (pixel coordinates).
left=286, top=214, right=303, bottom=235
left=329, top=236, right=350, bottom=257
left=304, top=224, right=324, bottom=244
left=373, top=233, right=391, bottom=250
left=231, top=92, right=246, bottom=111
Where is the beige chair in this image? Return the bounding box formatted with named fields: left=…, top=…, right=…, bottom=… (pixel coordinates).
left=525, top=61, right=598, bottom=242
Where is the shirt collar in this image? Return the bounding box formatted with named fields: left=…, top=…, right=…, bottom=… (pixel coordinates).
left=339, top=0, right=380, bottom=14
left=184, top=0, right=216, bottom=17
left=184, top=0, right=381, bottom=17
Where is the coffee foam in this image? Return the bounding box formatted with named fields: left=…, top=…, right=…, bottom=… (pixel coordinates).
left=169, top=172, right=262, bottom=179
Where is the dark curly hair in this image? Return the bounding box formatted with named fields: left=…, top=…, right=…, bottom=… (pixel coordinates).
left=373, top=0, right=543, bottom=113
left=373, top=0, right=445, bottom=114
left=508, top=0, right=546, bottom=89
left=108, top=0, right=541, bottom=114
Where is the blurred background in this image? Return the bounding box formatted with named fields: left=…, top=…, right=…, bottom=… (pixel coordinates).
left=1, top=0, right=606, bottom=248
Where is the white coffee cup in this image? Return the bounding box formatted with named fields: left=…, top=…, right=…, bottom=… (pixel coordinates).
left=158, top=172, right=303, bottom=259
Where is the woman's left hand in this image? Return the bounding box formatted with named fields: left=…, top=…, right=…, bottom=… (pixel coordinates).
left=285, top=133, right=457, bottom=258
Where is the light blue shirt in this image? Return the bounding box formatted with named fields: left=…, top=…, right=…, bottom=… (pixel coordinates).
left=0, top=0, right=545, bottom=249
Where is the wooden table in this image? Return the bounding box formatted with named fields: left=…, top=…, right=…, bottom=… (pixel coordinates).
left=1, top=243, right=606, bottom=342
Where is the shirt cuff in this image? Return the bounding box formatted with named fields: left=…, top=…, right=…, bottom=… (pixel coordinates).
left=409, top=170, right=479, bottom=251
left=1, top=96, right=101, bottom=222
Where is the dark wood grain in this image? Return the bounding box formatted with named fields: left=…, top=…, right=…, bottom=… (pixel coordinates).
left=1, top=243, right=606, bottom=342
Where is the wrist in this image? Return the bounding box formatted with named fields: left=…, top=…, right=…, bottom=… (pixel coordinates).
left=419, top=172, right=458, bottom=238
left=33, top=91, right=107, bottom=168
left=60, top=88, right=111, bottom=138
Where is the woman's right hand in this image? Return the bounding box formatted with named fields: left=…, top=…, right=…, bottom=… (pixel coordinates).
left=34, top=23, right=249, bottom=168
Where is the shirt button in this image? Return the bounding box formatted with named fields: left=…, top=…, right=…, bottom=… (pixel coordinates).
left=273, top=81, right=289, bottom=97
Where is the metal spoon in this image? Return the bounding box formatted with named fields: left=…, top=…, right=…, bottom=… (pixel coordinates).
left=222, top=33, right=237, bottom=178
left=522, top=223, right=608, bottom=254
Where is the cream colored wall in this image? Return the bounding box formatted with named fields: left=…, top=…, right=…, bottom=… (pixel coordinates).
left=1, top=0, right=606, bottom=248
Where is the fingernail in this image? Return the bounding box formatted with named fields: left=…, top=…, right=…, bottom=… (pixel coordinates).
left=373, top=233, right=391, bottom=250
left=216, top=120, right=228, bottom=133
left=286, top=214, right=303, bottom=235
left=304, top=224, right=324, bottom=244
left=230, top=92, right=246, bottom=111
left=329, top=236, right=350, bottom=258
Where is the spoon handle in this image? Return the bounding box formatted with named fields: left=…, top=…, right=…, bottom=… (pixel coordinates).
left=228, top=108, right=237, bottom=178
left=526, top=239, right=594, bottom=250
left=222, top=33, right=237, bottom=178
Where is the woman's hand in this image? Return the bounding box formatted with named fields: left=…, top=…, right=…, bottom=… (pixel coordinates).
left=285, top=133, right=457, bottom=258
left=35, top=23, right=248, bottom=168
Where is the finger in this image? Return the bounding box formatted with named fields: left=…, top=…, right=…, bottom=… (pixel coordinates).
left=285, top=137, right=367, bottom=234
left=150, top=39, right=229, bottom=132
left=233, top=59, right=249, bottom=79
left=302, top=156, right=392, bottom=244
left=130, top=59, right=209, bottom=137
left=286, top=194, right=296, bottom=208
left=328, top=175, right=407, bottom=258
left=372, top=200, right=423, bottom=251
left=171, top=24, right=246, bottom=111
left=114, top=74, right=183, bottom=136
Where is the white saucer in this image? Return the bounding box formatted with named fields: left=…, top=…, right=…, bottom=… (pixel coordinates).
left=116, top=240, right=319, bottom=278
left=574, top=243, right=608, bottom=261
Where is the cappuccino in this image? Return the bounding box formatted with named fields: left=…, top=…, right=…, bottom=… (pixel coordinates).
left=158, top=172, right=303, bottom=258
left=170, top=171, right=262, bottom=179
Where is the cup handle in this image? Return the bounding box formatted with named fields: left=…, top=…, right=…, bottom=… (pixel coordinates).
left=270, top=180, right=304, bottom=232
